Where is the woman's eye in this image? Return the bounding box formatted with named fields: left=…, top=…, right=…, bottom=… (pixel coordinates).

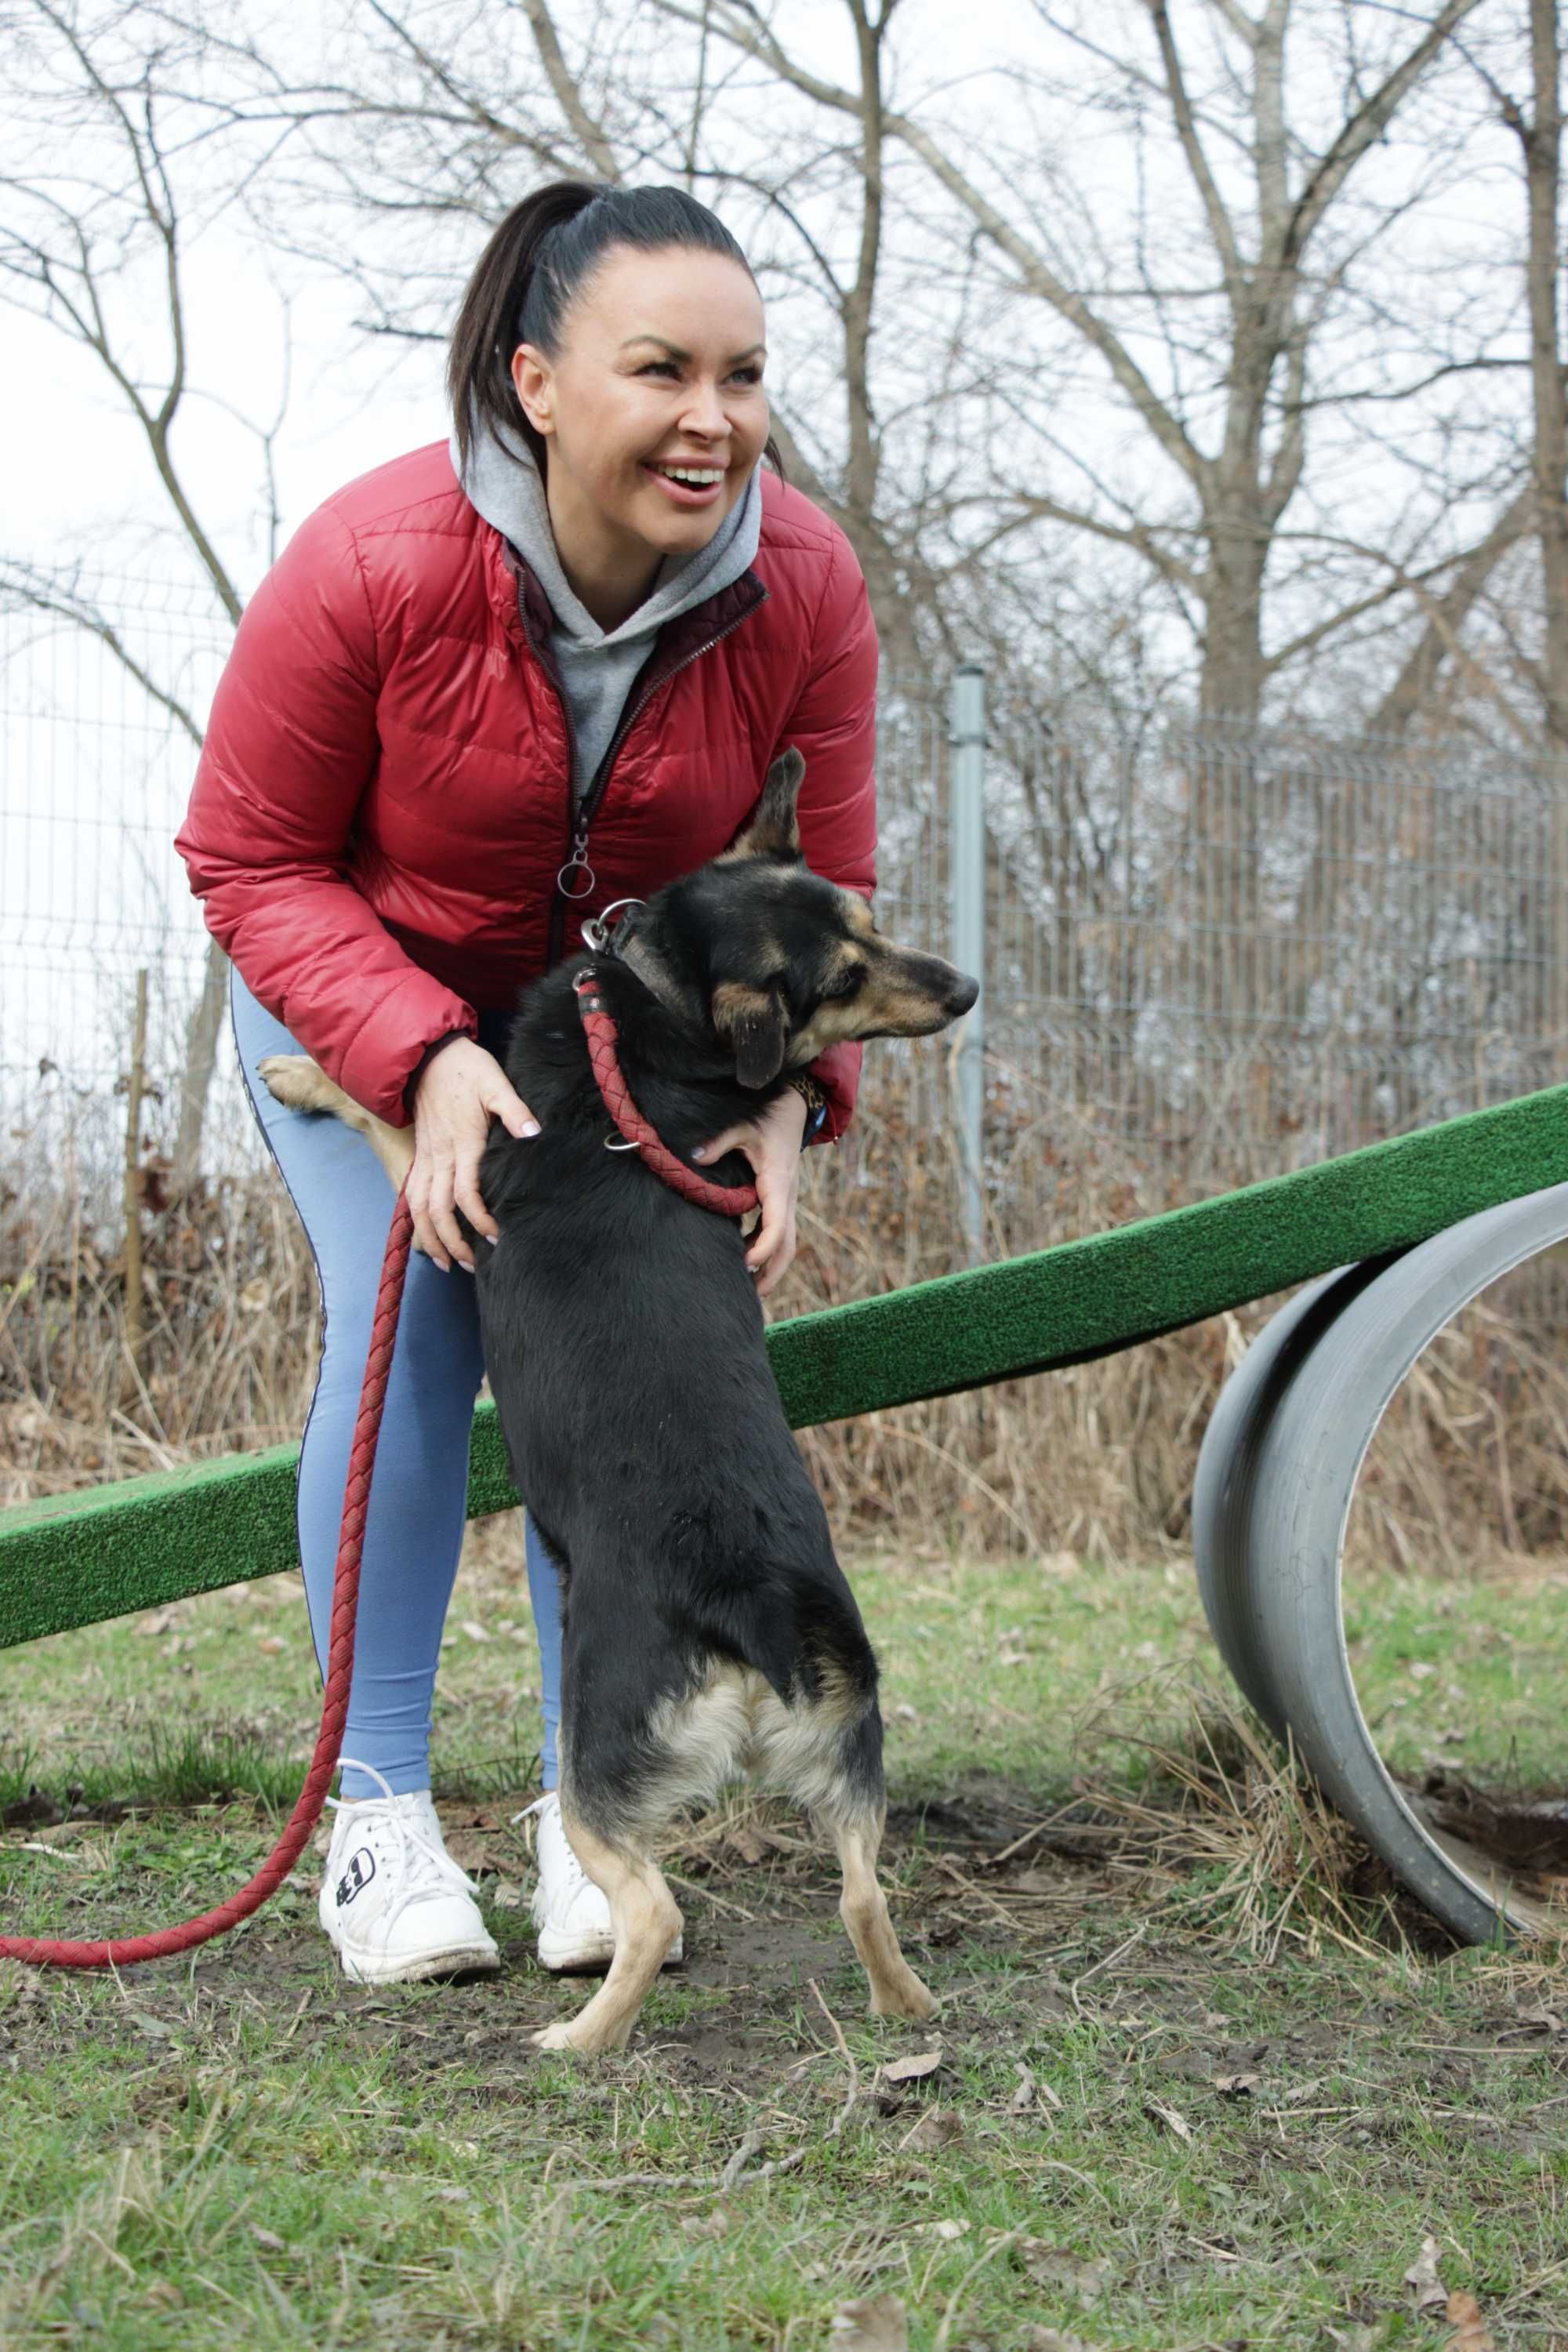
left=640, top=360, right=681, bottom=379
left=730, top=366, right=763, bottom=386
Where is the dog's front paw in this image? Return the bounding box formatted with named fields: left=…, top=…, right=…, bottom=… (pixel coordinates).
left=258, top=1054, right=328, bottom=1112
left=530, top=2020, right=585, bottom=2054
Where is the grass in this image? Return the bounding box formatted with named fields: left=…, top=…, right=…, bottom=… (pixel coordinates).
left=3, top=1517, right=1568, bottom=2348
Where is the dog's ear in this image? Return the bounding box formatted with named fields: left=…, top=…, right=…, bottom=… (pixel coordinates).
left=724, top=748, right=804, bottom=861
left=711, top=981, right=789, bottom=1087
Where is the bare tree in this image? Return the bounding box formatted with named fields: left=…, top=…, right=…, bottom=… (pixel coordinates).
left=0, top=0, right=293, bottom=1181
left=1474, top=0, right=1568, bottom=750
left=666, top=1, right=1545, bottom=728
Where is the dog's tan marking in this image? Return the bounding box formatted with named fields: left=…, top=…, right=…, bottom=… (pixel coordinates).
left=528, top=1809, right=684, bottom=2056
left=710, top=980, right=775, bottom=1029
left=259, top=1054, right=417, bottom=1210
left=833, top=1813, right=938, bottom=2020
left=789, top=941, right=965, bottom=1064
left=541, top=1657, right=933, bottom=2053
left=839, top=890, right=875, bottom=937
left=718, top=748, right=804, bottom=862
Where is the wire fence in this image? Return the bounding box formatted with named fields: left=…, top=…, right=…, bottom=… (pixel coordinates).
left=3, top=575, right=1566, bottom=1245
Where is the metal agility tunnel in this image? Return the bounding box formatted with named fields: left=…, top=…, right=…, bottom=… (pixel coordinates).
left=5, top=1080, right=1568, bottom=1941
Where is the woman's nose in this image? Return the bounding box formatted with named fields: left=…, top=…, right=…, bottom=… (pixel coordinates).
left=679, top=379, right=729, bottom=439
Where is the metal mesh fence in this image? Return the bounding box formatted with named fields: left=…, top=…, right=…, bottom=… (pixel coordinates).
left=3, top=576, right=1566, bottom=1237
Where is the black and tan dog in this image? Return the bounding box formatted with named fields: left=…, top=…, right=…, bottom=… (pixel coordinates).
left=262, top=752, right=978, bottom=2055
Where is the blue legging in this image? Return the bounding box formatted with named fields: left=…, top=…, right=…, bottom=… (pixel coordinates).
left=231, top=972, right=563, bottom=1800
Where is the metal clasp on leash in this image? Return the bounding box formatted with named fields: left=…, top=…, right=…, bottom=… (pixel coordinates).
left=580, top=897, right=645, bottom=954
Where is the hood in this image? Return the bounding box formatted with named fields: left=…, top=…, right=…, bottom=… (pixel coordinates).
left=450, top=409, right=762, bottom=652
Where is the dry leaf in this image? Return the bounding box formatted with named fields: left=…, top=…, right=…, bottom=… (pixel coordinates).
left=1011, top=2064, right=1037, bottom=2111
left=1214, top=2072, right=1260, bottom=2096
left=1443, top=2289, right=1497, bottom=2350
left=880, top=2049, right=943, bottom=2085
left=441, top=1829, right=499, bottom=1875
left=681, top=2206, right=731, bottom=2238
left=1022, top=2333, right=1091, bottom=2352
left=1018, top=2245, right=1112, bottom=2306
left=490, top=1878, right=524, bottom=1909
left=911, top=2217, right=971, bottom=2241
left=459, top=1619, right=489, bottom=1643
left=898, top=2107, right=964, bottom=2152
left=1144, top=2097, right=1194, bottom=2142
left=256, top=1635, right=285, bottom=1655
left=829, top=2294, right=908, bottom=2350
left=725, top=1827, right=768, bottom=1864
left=1405, top=2234, right=1448, bottom=2315
left=250, top=2226, right=287, bottom=2253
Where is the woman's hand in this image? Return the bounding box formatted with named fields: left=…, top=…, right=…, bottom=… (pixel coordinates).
left=691, top=1088, right=808, bottom=1298
left=410, top=1039, right=539, bottom=1271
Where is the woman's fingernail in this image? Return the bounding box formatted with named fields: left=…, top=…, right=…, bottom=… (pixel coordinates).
left=521, top=1120, right=541, bottom=1137
left=691, top=1146, right=707, bottom=1161
left=485, top=1233, right=499, bottom=1247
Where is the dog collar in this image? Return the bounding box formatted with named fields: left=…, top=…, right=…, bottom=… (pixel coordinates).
left=572, top=969, right=760, bottom=1220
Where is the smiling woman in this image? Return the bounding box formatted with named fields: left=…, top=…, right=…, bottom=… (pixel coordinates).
left=174, top=177, right=880, bottom=1994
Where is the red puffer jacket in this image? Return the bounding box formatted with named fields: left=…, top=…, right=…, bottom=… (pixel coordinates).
left=176, top=441, right=878, bottom=1131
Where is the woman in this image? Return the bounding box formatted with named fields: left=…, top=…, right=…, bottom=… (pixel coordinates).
left=176, top=180, right=877, bottom=1986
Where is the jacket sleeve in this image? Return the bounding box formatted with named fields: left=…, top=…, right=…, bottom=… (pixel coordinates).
left=778, top=530, right=879, bottom=1144
left=175, top=502, right=477, bottom=1124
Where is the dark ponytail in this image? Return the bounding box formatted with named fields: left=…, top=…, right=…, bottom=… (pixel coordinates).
left=448, top=178, right=783, bottom=478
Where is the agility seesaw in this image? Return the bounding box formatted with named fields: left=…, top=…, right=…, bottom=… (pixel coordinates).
left=5, top=1080, right=1568, bottom=1944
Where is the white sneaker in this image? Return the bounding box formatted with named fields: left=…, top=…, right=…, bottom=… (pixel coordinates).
left=515, top=1792, right=683, bottom=1974
left=319, top=1762, right=501, bottom=1985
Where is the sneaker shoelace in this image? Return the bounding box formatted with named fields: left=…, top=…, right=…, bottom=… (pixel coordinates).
left=512, top=1793, right=592, bottom=1896
left=329, top=1759, right=483, bottom=1938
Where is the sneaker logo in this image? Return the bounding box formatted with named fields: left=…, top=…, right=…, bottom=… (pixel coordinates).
left=336, top=1847, right=376, bottom=1908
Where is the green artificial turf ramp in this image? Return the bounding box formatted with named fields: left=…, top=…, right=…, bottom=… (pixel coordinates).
left=5, top=1080, right=1567, bottom=1650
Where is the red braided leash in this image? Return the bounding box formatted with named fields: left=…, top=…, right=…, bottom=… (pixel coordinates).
left=574, top=971, right=759, bottom=1217
left=1, top=1192, right=416, bottom=1970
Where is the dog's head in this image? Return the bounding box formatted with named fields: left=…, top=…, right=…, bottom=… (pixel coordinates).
left=618, top=750, right=979, bottom=1087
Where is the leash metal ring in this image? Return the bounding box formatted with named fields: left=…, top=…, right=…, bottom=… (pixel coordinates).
left=582, top=897, right=646, bottom=953
left=557, top=855, right=597, bottom=901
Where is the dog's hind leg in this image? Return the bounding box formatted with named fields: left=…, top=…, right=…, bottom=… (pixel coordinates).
left=529, top=1810, right=682, bottom=2058
left=830, top=1806, right=938, bottom=2023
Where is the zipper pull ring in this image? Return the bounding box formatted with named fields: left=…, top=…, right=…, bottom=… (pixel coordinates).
left=557, top=830, right=597, bottom=901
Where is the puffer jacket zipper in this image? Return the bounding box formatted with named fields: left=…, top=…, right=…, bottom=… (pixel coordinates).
left=517, top=576, right=769, bottom=970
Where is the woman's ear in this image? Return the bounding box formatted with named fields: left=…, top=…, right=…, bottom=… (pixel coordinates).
left=510, top=344, right=555, bottom=439
left=711, top=982, right=789, bottom=1087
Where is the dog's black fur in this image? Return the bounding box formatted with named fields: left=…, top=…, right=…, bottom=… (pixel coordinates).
left=467, top=757, right=975, bottom=2047
left=474, top=760, right=975, bottom=1867
left=265, top=750, right=976, bottom=2050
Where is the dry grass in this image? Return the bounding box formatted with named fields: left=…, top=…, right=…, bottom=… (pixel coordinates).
left=5, top=1058, right=1568, bottom=1574
left=1067, top=1668, right=1413, bottom=1963
left=1068, top=1662, right=1568, bottom=1967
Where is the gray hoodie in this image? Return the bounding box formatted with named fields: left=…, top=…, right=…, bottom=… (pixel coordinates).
left=450, top=413, right=761, bottom=802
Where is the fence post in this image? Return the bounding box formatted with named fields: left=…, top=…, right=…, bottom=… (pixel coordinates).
left=120, top=967, right=148, bottom=1406
left=949, top=664, right=986, bottom=1265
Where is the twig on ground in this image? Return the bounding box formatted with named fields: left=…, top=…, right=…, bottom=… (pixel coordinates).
left=808, top=1977, right=859, bottom=2136
left=1069, top=1922, right=1148, bottom=2013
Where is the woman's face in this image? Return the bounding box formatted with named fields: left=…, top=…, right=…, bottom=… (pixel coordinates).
left=511, top=243, right=769, bottom=587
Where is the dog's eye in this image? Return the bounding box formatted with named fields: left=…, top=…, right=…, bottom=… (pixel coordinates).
left=822, top=968, right=864, bottom=1002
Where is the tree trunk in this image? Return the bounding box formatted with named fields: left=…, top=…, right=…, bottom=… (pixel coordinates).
left=1199, top=503, right=1269, bottom=725
left=173, top=935, right=230, bottom=1190
left=1526, top=0, right=1568, bottom=750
